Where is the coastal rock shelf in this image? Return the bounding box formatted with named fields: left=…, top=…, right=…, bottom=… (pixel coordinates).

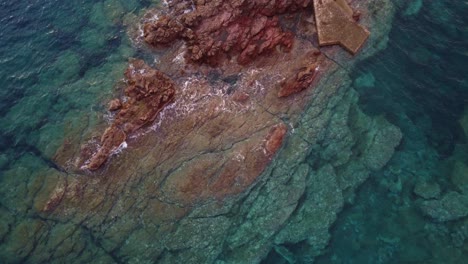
left=0, top=0, right=400, bottom=263
left=72, top=0, right=371, bottom=172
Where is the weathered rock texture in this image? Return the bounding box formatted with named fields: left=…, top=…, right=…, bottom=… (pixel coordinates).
left=0, top=0, right=398, bottom=263
left=82, top=60, right=176, bottom=170
left=420, top=192, right=468, bottom=222
left=143, top=0, right=369, bottom=65
left=314, top=0, right=370, bottom=54
left=143, top=0, right=306, bottom=65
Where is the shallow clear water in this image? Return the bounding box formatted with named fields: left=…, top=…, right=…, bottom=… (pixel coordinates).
left=1, top=0, right=467, bottom=263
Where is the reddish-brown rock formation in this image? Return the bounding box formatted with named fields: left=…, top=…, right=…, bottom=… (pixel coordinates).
left=83, top=60, right=175, bottom=170
left=46, top=0, right=370, bottom=232
left=162, top=122, right=288, bottom=204
left=52, top=0, right=366, bottom=175
left=265, top=123, right=288, bottom=154
left=143, top=0, right=315, bottom=65
left=143, top=0, right=369, bottom=65
left=108, top=99, right=122, bottom=111
left=278, top=50, right=325, bottom=97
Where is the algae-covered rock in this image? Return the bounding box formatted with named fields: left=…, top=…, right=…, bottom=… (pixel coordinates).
left=414, top=181, right=441, bottom=199
left=451, top=161, right=468, bottom=192
left=420, top=191, right=468, bottom=222
left=354, top=72, right=376, bottom=89
left=0, top=154, right=8, bottom=170
left=403, top=0, right=423, bottom=16
left=459, top=106, right=468, bottom=137
left=363, top=119, right=403, bottom=171
left=40, top=51, right=82, bottom=85
left=0, top=219, right=44, bottom=263
left=274, top=164, right=343, bottom=252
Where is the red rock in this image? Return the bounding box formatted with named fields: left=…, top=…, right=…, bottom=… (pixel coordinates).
left=108, top=99, right=122, bottom=111
left=82, top=60, right=176, bottom=170
left=232, top=91, right=250, bottom=102
left=142, top=0, right=314, bottom=65
left=265, top=123, right=288, bottom=154
left=30, top=1, right=378, bottom=262
left=86, top=126, right=126, bottom=170
left=144, top=15, right=185, bottom=46
left=278, top=50, right=324, bottom=97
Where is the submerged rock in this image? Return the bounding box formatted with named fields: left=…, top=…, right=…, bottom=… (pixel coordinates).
left=414, top=181, right=441, bottom=199
left=420, top=191, right=468, bottom=222
left=452, top=161, right=468, bottom=192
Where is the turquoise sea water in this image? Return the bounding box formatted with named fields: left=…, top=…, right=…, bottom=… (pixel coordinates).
left=318, top=1, right=468, bottom=263
left=0, top=0, right=467, bottom=263
left=0, top=0, right=148, bottom=168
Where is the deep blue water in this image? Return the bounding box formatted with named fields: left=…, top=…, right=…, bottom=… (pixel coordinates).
left=0, top=0, right=467, bottom=263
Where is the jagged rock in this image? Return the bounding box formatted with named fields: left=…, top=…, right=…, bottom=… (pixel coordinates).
left=144, top=0, right=369, bottom=66
left=143, top=0, right=312, bottom=65
left=420, top=191, right=468, bottom=222
left=82, top=60, right=176, bottom=170
left=108, top=98, right=122, bottom=111
left=278, top=50, right=324, bottom=97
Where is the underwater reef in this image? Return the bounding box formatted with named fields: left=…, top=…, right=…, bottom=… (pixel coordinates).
left=5, top=0, right=467, bottom=263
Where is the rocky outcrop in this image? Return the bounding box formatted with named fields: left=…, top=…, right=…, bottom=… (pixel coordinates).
left=80, top=60, right=175, bottom=170
left=143, top=0, right=368, bottom=65
left=414, top=181, right=441, bottom=199
left=278, top=50, right=324, bottom=97
left=0, top=0, right=399, bottom=263
left=143, top=0, right=315, bottom=65
left=420, top=191, right=468, bottom=222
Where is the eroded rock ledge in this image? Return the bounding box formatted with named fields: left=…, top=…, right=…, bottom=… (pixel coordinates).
left=143, top=0, right=305, bottom=65
left=143, top=0, right=369, bottom=64
left=82, top=60, right=176, bottom=170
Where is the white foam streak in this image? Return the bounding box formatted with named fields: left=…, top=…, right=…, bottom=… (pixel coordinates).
left=112, top=141, right=128, bottom=155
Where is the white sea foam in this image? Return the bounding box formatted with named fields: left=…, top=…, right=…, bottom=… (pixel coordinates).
left=112, top=141, right=128, bottom=155
left=234, top=152, right=245, bottom=162
left=172, top=48, right=186, bottom=65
